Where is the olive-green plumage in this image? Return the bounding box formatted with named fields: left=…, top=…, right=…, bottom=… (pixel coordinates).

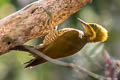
left=15, top=18, right=108, bottom=68
left=25, top=29, right=87, bottom=68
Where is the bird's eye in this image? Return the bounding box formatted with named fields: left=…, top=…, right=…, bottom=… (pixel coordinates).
left=91, top=24, right=97, bottom=30
left=91, top=24, right=96, bottom=28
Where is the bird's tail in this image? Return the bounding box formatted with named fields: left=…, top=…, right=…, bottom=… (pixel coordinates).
left=24, top=58, right=46, bottom=68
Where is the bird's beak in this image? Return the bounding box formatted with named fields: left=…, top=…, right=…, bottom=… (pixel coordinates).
left=77, top=18, right=89, bottom=27
left=77, top=18, right=90, bottom=33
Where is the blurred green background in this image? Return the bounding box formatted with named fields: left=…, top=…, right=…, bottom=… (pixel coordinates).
left=0, top=0, right=120, bottom=80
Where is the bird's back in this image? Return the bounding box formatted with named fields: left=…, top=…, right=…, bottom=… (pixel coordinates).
left=25, top=28, right=87, bottom=68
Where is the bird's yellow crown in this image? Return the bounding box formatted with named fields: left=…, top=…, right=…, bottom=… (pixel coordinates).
left=78, top=18, right=108, bottom=42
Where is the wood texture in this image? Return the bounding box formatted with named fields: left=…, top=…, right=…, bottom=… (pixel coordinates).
left=0, top=0, right=91, bottom=54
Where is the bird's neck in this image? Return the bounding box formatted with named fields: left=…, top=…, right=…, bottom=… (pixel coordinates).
left=84, top=31, right=96, bottom=42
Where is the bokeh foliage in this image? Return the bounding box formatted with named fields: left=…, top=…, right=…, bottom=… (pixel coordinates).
left=0, top=0, right=120, bottom=80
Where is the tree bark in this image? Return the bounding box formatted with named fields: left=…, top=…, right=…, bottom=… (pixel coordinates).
left=0, top=0, right=91, bottom=55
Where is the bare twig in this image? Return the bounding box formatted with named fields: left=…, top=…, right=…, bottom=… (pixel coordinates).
left=23, top=45, right=69, bottom=66
left=22, top=45, right=106, bottom=80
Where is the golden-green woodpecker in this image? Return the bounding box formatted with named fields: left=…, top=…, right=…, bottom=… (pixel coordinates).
left=12, top=18, right=108, bottom=68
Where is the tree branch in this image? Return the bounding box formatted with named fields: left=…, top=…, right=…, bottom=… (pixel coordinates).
left=23, top=45, right=106, bottom=80
left=0, top=0, right=91, bottom=55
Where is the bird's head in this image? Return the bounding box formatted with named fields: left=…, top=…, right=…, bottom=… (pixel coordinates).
left=78, top=18, right=108, bottom=42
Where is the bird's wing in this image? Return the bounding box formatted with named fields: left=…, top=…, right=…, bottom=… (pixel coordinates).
left=25, top=29, right=83, bottom=68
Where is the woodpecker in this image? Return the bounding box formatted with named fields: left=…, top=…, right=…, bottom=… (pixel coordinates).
left=13, top=18, right=108, bottom=68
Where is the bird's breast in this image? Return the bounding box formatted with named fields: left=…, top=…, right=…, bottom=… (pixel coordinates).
left=42, top=30, right=87, bottom=59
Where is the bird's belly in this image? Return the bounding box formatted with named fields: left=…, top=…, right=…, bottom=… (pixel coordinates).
left=43, top=41, right=86, bottom=59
